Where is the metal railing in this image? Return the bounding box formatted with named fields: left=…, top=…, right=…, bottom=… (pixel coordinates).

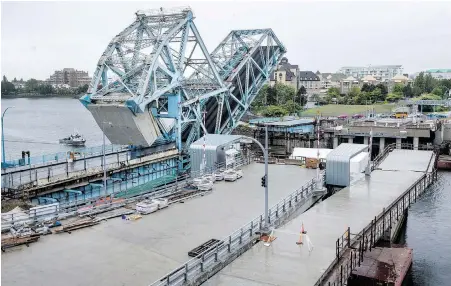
left=149, top=172, right=324, bottom=286
left=314, top=168, right=438, bottom=286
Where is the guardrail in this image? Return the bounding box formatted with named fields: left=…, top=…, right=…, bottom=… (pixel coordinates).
left=1, top=155, right=250, bottom=229
left=314, top=168, right=438, bottom=286
left=149, top=172, right=325, bottom=286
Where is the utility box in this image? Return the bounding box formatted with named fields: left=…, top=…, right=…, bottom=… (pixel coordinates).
left=189, top=134, right=243, bottom=174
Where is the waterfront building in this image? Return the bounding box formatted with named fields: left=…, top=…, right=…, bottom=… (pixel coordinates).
left=46, top=68, right=91, bottom=88
left=424, top=69, right=451, bottom=80
left=269, top=57, right=299, bottom=90
left=338, top=65, right=403, bottom=82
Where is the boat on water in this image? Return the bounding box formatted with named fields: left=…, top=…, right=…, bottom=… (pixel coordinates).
left=215, top=171, right=224, bottom=181
left=197, top=179, right=214, bottom=191
left=59, top=132, right=86, bottom=146
left=224, top=169, right=238, bottom=182
left=136, top=198, right=169, bottom=214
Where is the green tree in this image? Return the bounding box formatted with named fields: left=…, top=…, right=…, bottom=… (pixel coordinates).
left=424, top=74, right=437, bottom=93
left=261, top=105, right=288, bottom=117
left=402, top=84, right=413, bottom=98
left=361, top=83, right=376, bottom=93
left=25, top=78, right=39, bottom=92
left=431, top=87, right=443, bottom=97
left=376, top=83, right=388, bottom=96
left=414, top=72, right=425, bottom=93
left=393, top=84, right=404, bottom=95
left=348, top=86, right=361, bottom=98
left=1, top=76, right=16, bottom=95
left=370, top=88, right=383, bottom=102
left=386, top=93, right=403, bottom=102
left=283, top=100, right=300, bottom=114
left=296, top=86, right=307, bottom=106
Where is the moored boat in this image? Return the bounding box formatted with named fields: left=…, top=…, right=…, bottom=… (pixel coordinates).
left=59, top=132, right=86, bottom=146
left=224, top=169, right=238, bottom=182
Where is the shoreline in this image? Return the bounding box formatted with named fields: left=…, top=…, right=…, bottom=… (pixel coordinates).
left=2, top=94, right=81, bottom=99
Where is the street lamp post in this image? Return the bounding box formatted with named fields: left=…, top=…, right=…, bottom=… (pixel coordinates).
left=2, top=106, right=14, bottom=167
left=240, top=125, right=270, bottom=230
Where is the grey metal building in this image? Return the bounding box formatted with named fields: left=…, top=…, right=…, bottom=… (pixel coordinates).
left=325, top=143, right=369, bottom=187
left=189, top=134, right=243, bottom=173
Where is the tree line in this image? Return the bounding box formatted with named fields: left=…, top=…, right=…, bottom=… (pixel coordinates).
left=251, top=83, right=307, bottom=117
left=320, top=73, right=451, bottom=105
left=1, top=76, right=89, bottom=96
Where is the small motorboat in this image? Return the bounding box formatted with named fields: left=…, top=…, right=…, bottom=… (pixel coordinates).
left=197, top=179, right=214, bottom=191
left=136, top=198, right=169, bottom=214
left=215, top=172, right=224, bottom=181
left=59, top=132, right=86, bottom=146
left=224, top=169, right=238, bottom=182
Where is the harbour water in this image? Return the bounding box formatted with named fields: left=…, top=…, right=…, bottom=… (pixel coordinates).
left=1, top=97, right=450, bottom=285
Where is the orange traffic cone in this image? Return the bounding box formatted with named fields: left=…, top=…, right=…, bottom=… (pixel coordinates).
left=296, top=232, right=303, bottom=245
left=301, top=222, right=307, bottom=234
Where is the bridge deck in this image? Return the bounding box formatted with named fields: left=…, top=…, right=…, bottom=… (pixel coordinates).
left=1, top=164, right=316, bottom=286
left=206, top=149, right=434, bottom=286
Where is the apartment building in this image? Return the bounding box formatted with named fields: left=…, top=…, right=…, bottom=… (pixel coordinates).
left=46, top=68, right=91, bottom=88
left=338, top=65, right=403, bottom=82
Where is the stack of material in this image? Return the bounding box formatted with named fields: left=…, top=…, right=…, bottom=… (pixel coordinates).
left=1, top=234, right=40, bottom=252
left=53, top=218, right=99, bottom=234
left=306, top=158, right=319, bottom=169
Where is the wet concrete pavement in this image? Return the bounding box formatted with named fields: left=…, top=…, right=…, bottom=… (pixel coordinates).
left=1, top=163, right=316, bottom=286
left=206, top=150, right=433, bottom=286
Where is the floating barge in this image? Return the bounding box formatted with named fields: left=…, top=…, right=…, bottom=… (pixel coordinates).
left=349, top=246, right=412, bottom=286
left=437, top=155, right=451, bottom=170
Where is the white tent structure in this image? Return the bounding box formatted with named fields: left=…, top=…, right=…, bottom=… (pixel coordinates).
left=289, top=148, right=333, bottom=160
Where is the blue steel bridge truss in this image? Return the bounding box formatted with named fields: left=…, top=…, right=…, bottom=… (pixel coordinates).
left=80, top=7, right=286, bottom=152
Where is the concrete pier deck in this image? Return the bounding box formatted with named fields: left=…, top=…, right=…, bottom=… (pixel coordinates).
left=205, top=149, right=434, bottom=286
left=1, top=163, right=316, bottom=286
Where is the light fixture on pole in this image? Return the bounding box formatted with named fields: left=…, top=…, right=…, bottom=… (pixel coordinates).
left=2, top=106, right=14, bottom=167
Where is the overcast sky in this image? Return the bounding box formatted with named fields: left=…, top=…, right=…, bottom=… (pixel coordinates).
left=2, top=1, right=451, bottom=80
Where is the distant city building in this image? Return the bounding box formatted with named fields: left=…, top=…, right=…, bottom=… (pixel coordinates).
left=298, top=71, right=320, bottom=91
left=338, top=65, right=403, bottom=82
left=11, top=79, right=26, bottom=89
left=424, top=69, right=451, bottom=80
left=46, top=68, right=91, bottom=88
left=269, top=57, right=299, bottom=90
left=340, top=74, right=411, bottom=94
left=316, top=71, right=346, bottom=90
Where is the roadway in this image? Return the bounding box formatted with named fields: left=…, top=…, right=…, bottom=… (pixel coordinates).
left=205, top=149, right=434, bottom=286
left=1, top=163, right=317, bottom=286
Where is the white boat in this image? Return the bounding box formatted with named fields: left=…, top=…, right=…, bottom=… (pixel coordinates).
left=235, top=168, right=243, bottom=179
left=59, top=132, right=86, bottom=146
left=215, top=172, right=224, bottom=181
left=224, top=170, right=238, bottom=182
left=136, top=200, right=159, bottom=214
left=197, top=179, right=214, bottom=191
left=152, top=198, right=169, bottom=209
left=136, top=198, right=168, bottom=214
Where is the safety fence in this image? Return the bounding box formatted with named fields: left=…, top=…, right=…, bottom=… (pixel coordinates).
left=314, top=168, right=438, bottom=286
left=149, top=172, right=324, bottom=286
left=1, top=154, right=250, bottom=229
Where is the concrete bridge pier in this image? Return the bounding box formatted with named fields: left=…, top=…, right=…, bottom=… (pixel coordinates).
left=413, top=137, right=419, bottom=150
left=363, top=136, right=369, bottom=145
left=348, top=137, right=353, bottom=144
left=333, top=137, right=338, bottom=149
left=380, top=137, right=385, bottom=154
left=396, top=138, right=402, bottom=149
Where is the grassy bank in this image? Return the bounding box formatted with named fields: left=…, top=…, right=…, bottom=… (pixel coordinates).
left=300, top=104, right=395, bottom=117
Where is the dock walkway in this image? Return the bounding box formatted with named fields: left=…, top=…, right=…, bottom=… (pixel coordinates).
left=206, top=149, right=435, bottom=286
